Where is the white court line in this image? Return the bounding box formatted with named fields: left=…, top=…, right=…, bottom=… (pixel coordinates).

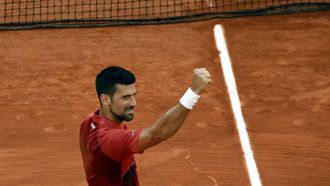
left=213, top=24, right=262, bottom=186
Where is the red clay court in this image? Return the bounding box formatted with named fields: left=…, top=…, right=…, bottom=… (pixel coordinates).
left=0, top=1, right=329, bottom=185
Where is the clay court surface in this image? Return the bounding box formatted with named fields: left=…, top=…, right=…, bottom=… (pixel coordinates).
left=0, top=11, right=329, bottom=185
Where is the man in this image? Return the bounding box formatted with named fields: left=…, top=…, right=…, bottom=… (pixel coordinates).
left=80, top=66, right=211, bottom=186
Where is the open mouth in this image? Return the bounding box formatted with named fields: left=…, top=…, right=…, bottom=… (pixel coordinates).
left=126, top=109, right=134, bottom=114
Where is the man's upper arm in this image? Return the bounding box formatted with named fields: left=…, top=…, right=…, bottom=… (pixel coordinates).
left=139, top=127, right=165, bottom=151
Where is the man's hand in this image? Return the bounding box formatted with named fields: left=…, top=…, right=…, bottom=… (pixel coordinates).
left=190, top=68, right=211, bottom=95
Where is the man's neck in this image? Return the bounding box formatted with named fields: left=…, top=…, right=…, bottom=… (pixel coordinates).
left=99, top=108, right=122, bottom=124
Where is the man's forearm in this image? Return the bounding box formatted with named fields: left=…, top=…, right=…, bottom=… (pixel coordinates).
left=151, top=102, right=190, bottom=140
left=139, top=68, right=211, bottom=151
left=139, top=103, right=190, bottom=150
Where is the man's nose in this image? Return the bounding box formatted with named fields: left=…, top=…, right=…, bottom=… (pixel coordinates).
left=130, top=96, right=137, bottom=107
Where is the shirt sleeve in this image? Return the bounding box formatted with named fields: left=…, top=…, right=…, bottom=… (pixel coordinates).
left=97, top=128, right=143, bottom=161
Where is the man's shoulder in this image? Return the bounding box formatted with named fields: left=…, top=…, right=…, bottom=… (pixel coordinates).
left=80, top=112, right=95, bottom=129
left=84, top=112, right=95, bottom=122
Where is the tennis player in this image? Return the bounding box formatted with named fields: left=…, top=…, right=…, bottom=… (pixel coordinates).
left=79, top=66, right=211, bottom=186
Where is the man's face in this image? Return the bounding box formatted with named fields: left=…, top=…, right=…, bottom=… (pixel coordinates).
left=108, top=83, right=137, bottom=122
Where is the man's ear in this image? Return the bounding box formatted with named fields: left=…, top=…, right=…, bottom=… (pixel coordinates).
left=100, top=94, right=111, bottom=106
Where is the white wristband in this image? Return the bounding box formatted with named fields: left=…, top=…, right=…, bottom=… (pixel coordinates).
left=179, top=88, right=201, bottom=110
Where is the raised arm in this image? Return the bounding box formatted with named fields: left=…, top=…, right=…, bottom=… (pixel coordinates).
left=139, top=68, right=211, bottom=151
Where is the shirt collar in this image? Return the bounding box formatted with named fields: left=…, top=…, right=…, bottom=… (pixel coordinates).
left=91, top=110, right=126, bottom=129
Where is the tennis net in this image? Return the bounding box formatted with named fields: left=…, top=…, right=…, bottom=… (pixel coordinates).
left=1, top=0, right=329, bottom=29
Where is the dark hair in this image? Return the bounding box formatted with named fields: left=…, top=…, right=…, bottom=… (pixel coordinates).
left=95, top=66, right=135, bottom=99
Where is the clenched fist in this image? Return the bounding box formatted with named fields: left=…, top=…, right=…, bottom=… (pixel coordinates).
left=190, top=68, right=211, bottom=95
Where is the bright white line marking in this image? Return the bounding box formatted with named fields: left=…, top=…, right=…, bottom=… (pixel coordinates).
left=213, top=24, right=262, bottom=186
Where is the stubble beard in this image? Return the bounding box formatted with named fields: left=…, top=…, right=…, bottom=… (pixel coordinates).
left=109, top=105, right=134, bottom=122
